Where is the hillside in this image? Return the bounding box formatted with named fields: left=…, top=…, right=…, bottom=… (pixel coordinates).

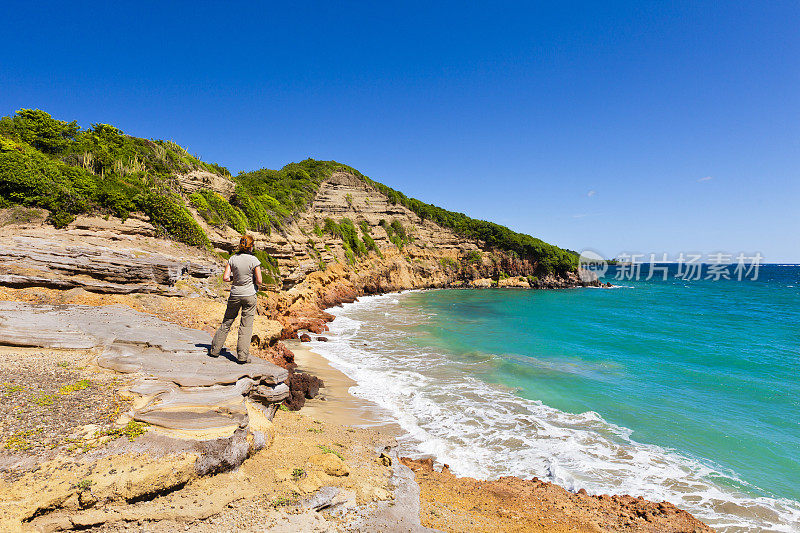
left=0, top=109, right=581, bottom=292
left=0, top=110, right=708, bottom=533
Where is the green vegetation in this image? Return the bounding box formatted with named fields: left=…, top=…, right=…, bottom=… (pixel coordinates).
left=32, top=394, right=57, bottom=406
left=5, top=430, right=35, bottom=451
left=0, top=109, right=575, bottom=274
left=317, top=444, right=344, bottom=460
left=439, top=257, right=457, bottom=269
left=292, top=467, right=306, bottom=480
left=0, top=109, right=216, bottom=241
left=380, top=219, right=412, bottom=250
left=360, top=223, right=381, bottom=257
left=191, top=189, right=248, bottom=234
left=105, top=420, right=149, bottom=442
left=58, top=379, right=91, bottom=395
left=465, top=250, right=483, bottom=264
left=2, top=383, right=24, bottom=396
left=322, top=217, right=369, bottom=264
left=252, top=249, right=280, bottom=285
left=231, top=159, right=360, bottom=232
left=270, top=495, right=296, bottom=507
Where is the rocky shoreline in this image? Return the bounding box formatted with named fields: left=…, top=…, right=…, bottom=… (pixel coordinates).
left=0, top=196, right=708, bottom=532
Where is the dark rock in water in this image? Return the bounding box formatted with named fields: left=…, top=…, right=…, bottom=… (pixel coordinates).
left=317, top=336, right=329, bottom=342
left=299, top=333, right=312, bottom=342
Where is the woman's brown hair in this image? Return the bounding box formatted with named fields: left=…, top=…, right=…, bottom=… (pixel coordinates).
left=237, top=234, right=255, bottom=253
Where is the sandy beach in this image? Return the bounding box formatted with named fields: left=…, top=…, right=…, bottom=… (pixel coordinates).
left=287, top=339, right=403, bottom=436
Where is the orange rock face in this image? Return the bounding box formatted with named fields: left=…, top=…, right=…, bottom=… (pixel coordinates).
left=401, top=458, right=713, bottom=533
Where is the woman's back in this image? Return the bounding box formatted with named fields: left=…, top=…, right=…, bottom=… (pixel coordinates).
left=229, top=253, right=260, bottom=297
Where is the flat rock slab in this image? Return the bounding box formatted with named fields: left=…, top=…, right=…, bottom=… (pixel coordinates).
left=0, top=302, right=288, bottom=435
left=0, top=302, right=287, bottom=385
left=0, top=237, right=221, bottom=294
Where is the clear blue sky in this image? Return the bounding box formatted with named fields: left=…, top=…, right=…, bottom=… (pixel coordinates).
left=2, top=1, right=798, bottom=261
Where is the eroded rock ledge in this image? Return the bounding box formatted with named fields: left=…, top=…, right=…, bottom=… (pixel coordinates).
left=0, top=301, right=295, bottom=528
left=0, top=302, right=288, bottom=435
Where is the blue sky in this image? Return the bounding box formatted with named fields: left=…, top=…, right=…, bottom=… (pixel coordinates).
left=2, top=1, right=798, bottom=261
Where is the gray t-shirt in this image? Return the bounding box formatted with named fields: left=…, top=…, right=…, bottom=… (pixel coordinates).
left=229, top=253, right=261, bottom=297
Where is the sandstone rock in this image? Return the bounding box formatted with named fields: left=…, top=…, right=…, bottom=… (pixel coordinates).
left=176, top=170, right=236, bottom=198
left=0, top=303, right=288, bottom=447
left=498, top=276, right=531, bottom=288
left=274, top=468, right=293, bottom=482
left=296, top=486, right=340, bottom=511
left=299, top=333, right=312, bottom=342
left=249, top=318, right=284, bottom=348
left=296, top=470, right=325, bottom=494
left=250, top=382, right=291, bottom=403
left=0, top=237, right=220, bottom=295
left=308, top=453, right=349, bottom=477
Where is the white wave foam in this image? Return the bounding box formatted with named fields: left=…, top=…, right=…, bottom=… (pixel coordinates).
left=308, top=292, right=800, bottom=533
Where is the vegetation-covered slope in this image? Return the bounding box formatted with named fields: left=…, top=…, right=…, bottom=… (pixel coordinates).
left=0, top=109, right=577, bottom=274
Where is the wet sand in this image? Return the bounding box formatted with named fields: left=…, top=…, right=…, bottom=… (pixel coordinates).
left=285, top=339, right=403, bottom=436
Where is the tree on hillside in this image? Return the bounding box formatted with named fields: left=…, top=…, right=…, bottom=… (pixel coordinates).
left=5, top=109, right=79, bottom=154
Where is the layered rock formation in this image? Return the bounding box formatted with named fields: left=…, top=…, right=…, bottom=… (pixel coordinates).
left=0, top=302, right=287, bottom=440
left=0, top=212, right=221, bottom=295
left=0, top=169, right=656, bottom=531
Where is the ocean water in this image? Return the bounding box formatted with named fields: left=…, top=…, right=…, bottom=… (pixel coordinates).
left=307, top=264, right=800, bottom=532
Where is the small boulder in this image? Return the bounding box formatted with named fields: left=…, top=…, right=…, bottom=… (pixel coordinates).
left=289, top=371, right=323, bottom=400
left=299, top=333, right=312, bottom=342
left=309, top=453, right=349, bottom=477
left=296, top=470, right=324, bottom=494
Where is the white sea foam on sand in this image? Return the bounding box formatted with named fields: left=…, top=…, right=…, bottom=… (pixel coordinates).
left=308, top=292, right=800, bottom=533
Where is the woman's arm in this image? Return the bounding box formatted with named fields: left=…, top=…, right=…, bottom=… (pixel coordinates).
left=223, top=263, right=232, bottom=282
left=254, top=265, right=263, bottom=288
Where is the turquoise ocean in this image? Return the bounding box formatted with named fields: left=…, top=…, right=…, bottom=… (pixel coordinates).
left=307, top=264, right=800, bottom=532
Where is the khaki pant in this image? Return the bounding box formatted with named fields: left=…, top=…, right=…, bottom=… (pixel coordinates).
left=210, top=294, right=257, bottom=361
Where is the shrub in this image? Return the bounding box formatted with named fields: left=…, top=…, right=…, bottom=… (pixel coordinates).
left=189, top=191, right=221, bottom=225
left=199, top=189, right=248, bottom=234
left=5, top=109, right=79, bottom=154
left=323, top=217, right=339, bottom=236
left=138, top=192, right=210, bottom=247
left=465, top=251, right=482, bottom=263
left=252, top=249, right=280, bottom=278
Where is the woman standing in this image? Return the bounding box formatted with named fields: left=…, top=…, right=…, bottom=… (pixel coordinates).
left=210, top=235, right=262, bottom=363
